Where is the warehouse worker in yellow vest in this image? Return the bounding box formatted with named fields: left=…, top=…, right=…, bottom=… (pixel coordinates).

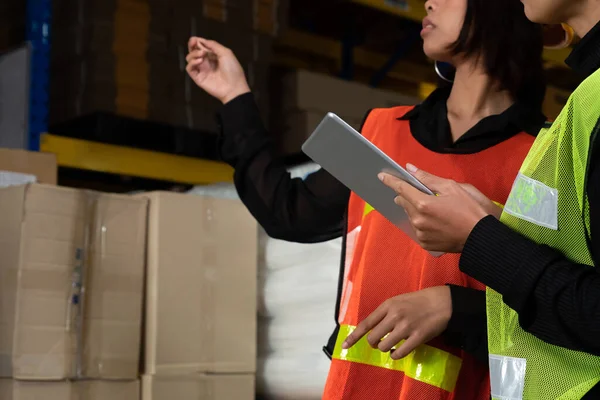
left=349, top=2, right=600, bottom=399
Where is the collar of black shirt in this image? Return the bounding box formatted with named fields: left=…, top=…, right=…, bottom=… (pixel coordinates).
left=566, top=20, right=600, bottom=78
left=397, top=86, right=545, bottom=154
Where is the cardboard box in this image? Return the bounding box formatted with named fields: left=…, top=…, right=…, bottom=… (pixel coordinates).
left=52, top=0, right=117, bottom=26
left=141, top=374, right=254, bottom=400
left=0, top=149, right=57, bottom=185
left=50, top=75, right=155, bottom=123
left=279, top=69, right=419, bottom=120
left=51, top=57, right=154, bottom=94
left=143, top=192, right=257, bottom=375
left=202, top=0, right=254, bottom=32
left=49, top=90, right=149, bottom=125
left=254, top=0, right=286, bottom=36
left=51, top=24, right=168, bottom=61
left=0, top=379, right=139, bottom=399
left=0, top=184, right=147, bottom=380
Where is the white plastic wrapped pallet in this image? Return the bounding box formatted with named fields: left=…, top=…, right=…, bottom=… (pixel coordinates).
left=188, top=163, right=341, bottom=399
left=258, top=261, right=339, bottom=317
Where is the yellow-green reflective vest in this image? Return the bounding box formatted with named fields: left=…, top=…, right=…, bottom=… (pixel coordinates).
left=488, top=68, right=600, bottom=399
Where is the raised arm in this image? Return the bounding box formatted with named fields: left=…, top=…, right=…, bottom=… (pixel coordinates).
left=186, top=37, right=352, bottom=242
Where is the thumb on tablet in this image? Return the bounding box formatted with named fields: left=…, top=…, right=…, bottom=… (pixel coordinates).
left=406, top=164, right=447, bottom=194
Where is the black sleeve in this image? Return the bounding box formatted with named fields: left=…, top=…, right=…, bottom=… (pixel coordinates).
left=443, top=286, right=489, bottom=365
left=217, top=93, right=353, bottom=243
left=458, top=152, right=600, bottom=355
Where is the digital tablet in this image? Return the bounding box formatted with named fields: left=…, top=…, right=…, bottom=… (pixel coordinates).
left=302, top=112, right=443, bottom=257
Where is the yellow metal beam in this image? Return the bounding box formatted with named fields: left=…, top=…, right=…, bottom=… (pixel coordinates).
left=40, top=134, right=234, bottom=185
left=350, top=0, right=571, bottom=67
left=542, top=47, right=572, bottom=66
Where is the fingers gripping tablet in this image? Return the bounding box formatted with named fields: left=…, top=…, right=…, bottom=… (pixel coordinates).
left=302, top=113, right=442, bottom=257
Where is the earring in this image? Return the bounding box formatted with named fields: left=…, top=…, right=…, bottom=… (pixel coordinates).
left=543, top=23, right=575, bottom=49
left=562, top=24, right=575, bottom=45
left=435, top=61, right=455, bottom=83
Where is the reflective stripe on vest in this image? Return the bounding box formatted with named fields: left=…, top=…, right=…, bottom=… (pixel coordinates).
left=487, top=68, right=600, bottom=400
left=333, top=324, right=463, bottom=393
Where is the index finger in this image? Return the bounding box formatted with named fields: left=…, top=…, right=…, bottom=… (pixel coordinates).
left=342, top=308, right=386, bottom=349
left=196, top=37, right=230, bottom=56
left=188, top=36, right=200, bottom=52
left=379, top=173, right=430, bottom=207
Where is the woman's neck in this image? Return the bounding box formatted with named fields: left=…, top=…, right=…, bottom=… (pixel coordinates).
left=566, top=0, right=600, bottom=38
left=446, top=61, right=514, bottom=142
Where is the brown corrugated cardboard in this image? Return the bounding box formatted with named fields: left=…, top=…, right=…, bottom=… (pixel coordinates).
left=143, top=192, right=257, bottom=375
left=279, top=69, right=419, bottom=119
left=0, top=149, right=57, bottom=185
left=0, top=379, right=139, bottom=400
left=203, top=0, right=227, bottom=23
left=51, top=57, right=151, bottom=89
left=254, top=0, right=277, bottom=35
left=48, top=0, right=276, bottom=125
left=141, top=374, right=254, bottom=400
left=52, top=0, right=117, bottom=26
left=0, top=184, right=147, bottom=380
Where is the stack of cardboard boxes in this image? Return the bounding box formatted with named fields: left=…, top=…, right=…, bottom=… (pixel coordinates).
left=141, top=192, right=257, bottom=400
left=0, top=149, right=259, bottom=400
left=50, top=0, right=167, bottom=124
left=49, top=0, right=287, bottom=133
left=271, top=69, right=420, bottom=155
left=0, top=0, right=25, bottom=53
left=155, top=0, right=275, bottom=132
left=200, top=0, right=289, bottom=36
left=0, top=181, right=148, bottom=398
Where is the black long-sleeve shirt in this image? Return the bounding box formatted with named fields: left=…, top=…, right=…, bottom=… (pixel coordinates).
left=457, top=20, right=600, bottom=399
left=217, top=76, right=548, bottom=352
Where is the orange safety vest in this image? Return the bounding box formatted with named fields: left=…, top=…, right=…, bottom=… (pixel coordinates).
left=322, top=106, right=537, bottom=400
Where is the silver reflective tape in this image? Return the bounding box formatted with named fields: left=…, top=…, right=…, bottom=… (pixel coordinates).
left=504, top=173, right=559, bottom=230
left=489, top=354, right=527, bottom=400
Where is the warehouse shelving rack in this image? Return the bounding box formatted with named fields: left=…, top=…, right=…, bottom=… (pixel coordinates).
left=23, top=0, right=235, bottom=187
left=21, top=0, right=574, bottom=189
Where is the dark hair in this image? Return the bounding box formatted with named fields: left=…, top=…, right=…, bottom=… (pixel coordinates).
left=452, top=0, right=546, bottom=112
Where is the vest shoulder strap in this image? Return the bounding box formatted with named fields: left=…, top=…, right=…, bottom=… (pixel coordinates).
left=362, top=106, right=416, bottom=139
left=366, top=105, right=416, bottom=120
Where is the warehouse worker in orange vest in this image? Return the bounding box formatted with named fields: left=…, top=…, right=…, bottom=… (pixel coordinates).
left=362, top=2, right=600, bottom=398
left=185, top=0, right=547, bottom=398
